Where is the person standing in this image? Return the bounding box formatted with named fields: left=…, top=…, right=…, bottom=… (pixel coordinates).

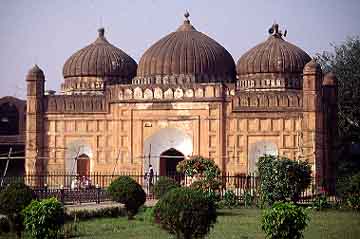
left=148, top=164, right=154, bottom=188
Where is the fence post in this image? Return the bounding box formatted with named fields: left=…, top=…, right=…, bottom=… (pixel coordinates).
left=44, top=183, right=48, bottom=199
left=96, top=184, right=100, bottom=204
left=60, top=185, right=65, bottom=205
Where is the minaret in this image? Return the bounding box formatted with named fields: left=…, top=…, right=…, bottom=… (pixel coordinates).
left=302, top=59, right=324, bottom=184
left=322, top=72, right=338, bottom=191
left=25, top=65, right=45, bottom=175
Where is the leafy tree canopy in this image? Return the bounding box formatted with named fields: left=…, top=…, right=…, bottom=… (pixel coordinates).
left=317, top=36, right=360, bottom=142
left=317, top=37, right=360, bottom=179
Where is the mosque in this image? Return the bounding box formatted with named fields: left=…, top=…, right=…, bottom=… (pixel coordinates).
left=18, top=13, right=338, bottom=181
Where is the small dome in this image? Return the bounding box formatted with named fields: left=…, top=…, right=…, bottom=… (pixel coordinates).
left=63, top=28, right=137, bottom=82
left=236, top=24, right=311, bottom=90
left=303, top=59, right=322, bottom=74
left=27, top=64, right=44, bottom=80
left=28, top=64, right=44, bottom=76
left=237, top=24, right=311, bottom=75
left=134, top=13, right=236, bottom=85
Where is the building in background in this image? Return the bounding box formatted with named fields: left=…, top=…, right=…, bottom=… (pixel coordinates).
left=0, top=96, right=26, bottom=177
left=23, top=14, right=337, bottom=185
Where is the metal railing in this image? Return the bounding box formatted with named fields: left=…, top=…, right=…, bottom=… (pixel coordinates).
left=0, top=172, right=338, bottom=205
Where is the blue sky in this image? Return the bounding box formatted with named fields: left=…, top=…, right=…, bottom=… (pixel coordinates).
left=0, top=0, right=359, bottom=98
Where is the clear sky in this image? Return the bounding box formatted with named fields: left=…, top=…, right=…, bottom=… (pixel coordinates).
left=0, top=0, right=359, bottom=98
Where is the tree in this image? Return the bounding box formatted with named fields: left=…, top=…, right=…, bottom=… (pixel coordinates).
left=317, top=36, right=360, bottom=179
left=257, top=155, right=311, bottom=207
left=317, top=36, right=360, bottom=141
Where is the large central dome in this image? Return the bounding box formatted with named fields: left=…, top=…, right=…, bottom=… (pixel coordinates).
left=134, top=13, right=236, bottom=85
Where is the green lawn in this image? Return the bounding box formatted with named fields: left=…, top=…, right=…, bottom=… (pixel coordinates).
left=1, top=209, right=359, bottom=238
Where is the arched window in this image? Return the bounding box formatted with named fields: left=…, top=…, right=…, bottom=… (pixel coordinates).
left=0, top=103, right=19, bottom=135
left=248, top=141, right=278, bottom=174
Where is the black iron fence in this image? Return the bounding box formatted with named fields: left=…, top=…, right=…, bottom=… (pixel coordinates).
left=0, top=172, right=338, bottom=205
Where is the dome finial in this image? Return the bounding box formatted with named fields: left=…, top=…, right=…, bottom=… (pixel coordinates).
left=268, top=23, right=287, bottom=38
left=184, top=10, right=190, bottom=20
left=183, top=10, right=191, bottom=24
left=98, top=27, right=105, bottom=37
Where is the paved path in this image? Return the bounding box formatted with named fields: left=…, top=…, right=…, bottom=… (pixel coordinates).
left=65, top=199, right=157, bottom=212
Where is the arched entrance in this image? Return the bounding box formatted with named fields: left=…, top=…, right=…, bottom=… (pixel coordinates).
left=143, top=128, right=192, bottom=175
left=160, top=148, right=184, bottom=176
left=77, top=154, right=90, bottom=177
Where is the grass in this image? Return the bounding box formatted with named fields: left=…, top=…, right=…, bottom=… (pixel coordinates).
left=1, top=208, right=359, bottom=238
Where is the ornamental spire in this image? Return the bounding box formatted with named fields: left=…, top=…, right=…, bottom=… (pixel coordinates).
left=268, top=23, right=287, bottom=38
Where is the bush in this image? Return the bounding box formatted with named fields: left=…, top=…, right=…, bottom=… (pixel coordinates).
left=176, top=155, right=220, bottom=179
left=223, top=190, right=239, bottom=208
left=257, top=155, right=311, bottom=206
left=262, top=202, right=309, bottom=239
left=108, top=176, right=146, bottom=219
left=0, top=182, right=35, bottom=237
left=312, top=194, right=331, bottom=211
left=243, top=190, right=255, bottom=208
left=0, top=217, right=10, bottom=234
left=139, top=207, right=155, bottom=223
left=23, top=197, right=64, bottom=239
left=153, top=177, right=179, bottom=199
left=177, top=156, right=223, bottom=194
left=154, top=187, right=217, bottom=239
left=337, top=172, right=360, bottom=210
left=347, top=194, right=360, bottom=210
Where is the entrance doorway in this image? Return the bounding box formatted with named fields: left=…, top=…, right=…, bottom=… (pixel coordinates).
left=159, top=148, right=184, bottom=176
left=77, top=154, right=90, bottom=177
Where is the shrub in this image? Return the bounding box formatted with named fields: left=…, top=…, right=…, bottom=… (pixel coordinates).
left=140, top=207, right=155, bottom=223
left=312, top=194, right=331, bottom=211
left=0, top=182, right=35, bottom=238
left=243, top=190, right=255, bottom=208
left=0, top=217, right=10, bottom=234
left=262, top=202, right=309, bottom=239
left=176, top=155, right=220, bottom=179
left=223, top=190, right=239, bottom=208
left=154, top=187, right=217, bottom=239
left=190, top=178, right=223, bottom=192
left=257, top=155, right=311, bottom=206
left=177, top=156, right=223, bottom=194
left=347, top=194, right=360, bottom=210
left=108, top=176, right=146, bottom=219
left=203, top=190, right=221, bottom=204
left=153, top=177, right=179, bottom=199
left=23, top=197, right=64, bottom=239
left=337, top=173, right=360, bottom=210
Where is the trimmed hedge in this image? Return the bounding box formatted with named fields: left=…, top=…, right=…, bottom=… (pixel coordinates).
left=262, top=202, right=309, bottom=239
left=108, top=176, right=146, bottom=219
left=154, top=187, right=217, bottom=239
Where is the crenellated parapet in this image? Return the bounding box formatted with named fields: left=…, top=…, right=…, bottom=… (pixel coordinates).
left=45, top=95, right=107, bottom=113
left=106, top=83, right=234, bottom=102
left=231, top=91, right=303, bottom=112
